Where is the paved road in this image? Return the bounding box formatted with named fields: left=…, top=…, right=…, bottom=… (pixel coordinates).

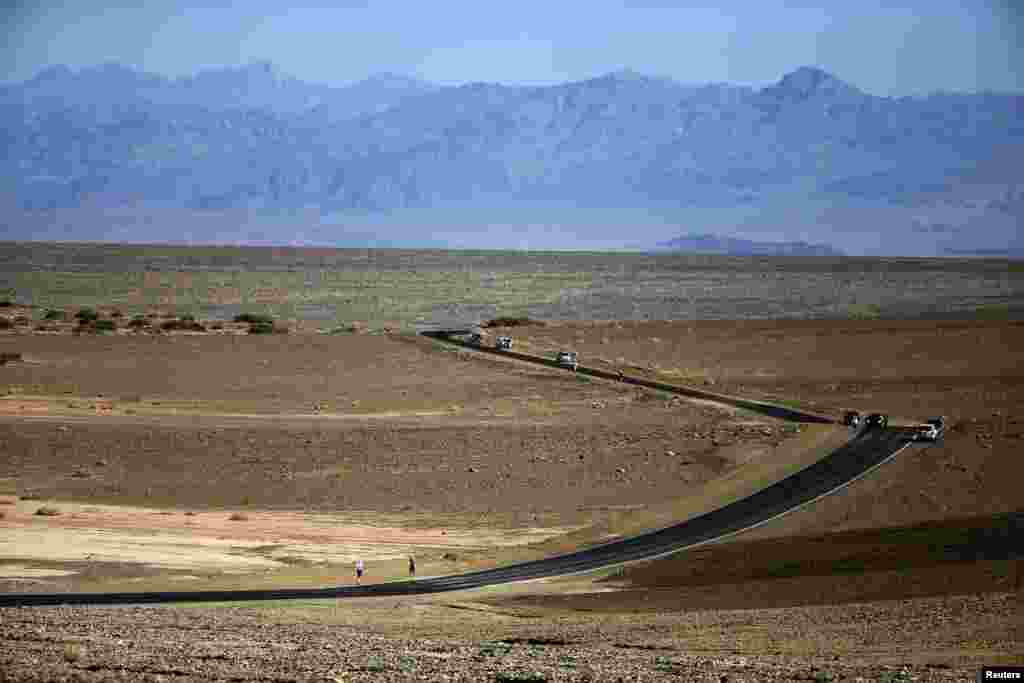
left=0, top=426, right=912, bottom=607
left=420, top=330, right=835, bottom=424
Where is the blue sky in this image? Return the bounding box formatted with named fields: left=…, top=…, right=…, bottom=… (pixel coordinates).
left=2, top=0, right=1022, bottom=94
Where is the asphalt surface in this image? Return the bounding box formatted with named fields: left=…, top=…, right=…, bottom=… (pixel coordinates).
left=0, top=333, right=914, bottom=608
left=420, top=330, right=835, bottom=424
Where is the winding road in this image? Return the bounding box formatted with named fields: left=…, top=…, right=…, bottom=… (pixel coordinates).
left=0, top=333, right=915, bottom=608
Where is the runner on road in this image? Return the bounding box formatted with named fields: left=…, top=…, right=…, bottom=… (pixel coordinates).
left=355, top=559, right=364, bottom=585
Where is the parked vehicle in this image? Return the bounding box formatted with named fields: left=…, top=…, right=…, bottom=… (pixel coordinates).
left=495, top=336, right=513, bottom=350
left=864, top=413, right=888, bottom=429
left=915, top=416, right=945, bottom=442
left=842, top=411, right=861, bottom=427
left=468, top=332, right=484, bottom=346
left=556, top=350, right=578, bottom=371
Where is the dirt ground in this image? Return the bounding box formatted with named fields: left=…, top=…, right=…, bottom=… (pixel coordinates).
left=0, top=319, right=1021, bottom=680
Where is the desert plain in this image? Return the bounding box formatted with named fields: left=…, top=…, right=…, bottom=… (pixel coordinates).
left=0, top=245, right=1021, bottom=681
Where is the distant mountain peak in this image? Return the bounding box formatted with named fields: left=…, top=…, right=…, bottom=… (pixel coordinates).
left=30, top=64, right=74, bottom=82
left=656, top=233, right=845, bottom=257
left=593, top=67, right=659, bottom=84
left=766, top=65, right=862, bottom=101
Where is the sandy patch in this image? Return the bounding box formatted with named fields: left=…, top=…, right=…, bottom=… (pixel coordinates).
left=0, top=564, right=77, bottom=578
left=0, top=500, right=580, bottom=576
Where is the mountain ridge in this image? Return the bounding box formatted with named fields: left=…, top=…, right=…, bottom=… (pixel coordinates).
left=1, top=62, right=1021, bottom=255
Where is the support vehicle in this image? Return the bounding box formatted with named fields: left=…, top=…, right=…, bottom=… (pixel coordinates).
left=914, top=416, right=945, bottom=442
left=556, top=351, right=578, bottom=371
left=842, top=411, right=861, bottom=427
left=496, top=336, right=513, bottom=350
left=864, top=413, right=888, bottom=429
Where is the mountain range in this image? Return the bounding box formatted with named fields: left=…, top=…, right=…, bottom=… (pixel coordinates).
left=1, top=62, right=1021, bottom=255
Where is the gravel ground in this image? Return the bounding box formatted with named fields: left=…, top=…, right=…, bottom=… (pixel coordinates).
left=0, top=591, right=1016, bottom=682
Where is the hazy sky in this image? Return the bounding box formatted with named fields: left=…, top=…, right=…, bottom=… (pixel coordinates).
left=1, top=0, right=1022, bottom=94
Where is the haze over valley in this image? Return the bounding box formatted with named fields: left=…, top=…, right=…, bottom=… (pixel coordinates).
left=2, top=61, right=1021, bottom=256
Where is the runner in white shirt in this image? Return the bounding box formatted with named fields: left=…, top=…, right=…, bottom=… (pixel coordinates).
left=355, top=559, right=365, bottom=584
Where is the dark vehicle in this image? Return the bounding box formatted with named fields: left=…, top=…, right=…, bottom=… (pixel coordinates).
left=842, top=411, right=861, bottom=427
left=468, top=332, right=484, bottom=346
left=915, top=416, right=946, bottom=442
left=864, top=413, right=888, bottom=429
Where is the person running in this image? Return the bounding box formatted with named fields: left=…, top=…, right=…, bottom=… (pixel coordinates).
left=355, top=558, right=364, bottom=585
left=408, top=555, right=416, bottom=577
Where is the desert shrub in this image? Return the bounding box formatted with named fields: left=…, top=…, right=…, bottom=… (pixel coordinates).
left=93, top=319, right=117, bottom=332
left=127, top=315, right=148, bottom=328
left=110, top=309, right=124, bottom=318
left=482, top=316, right=546, bottom=328
left=0, top=299, right=11, bottom=307
left=495, top=672, right=548, bottom=682
left=75, top=307, right=99, bottom=323
left=233, top=312, right=274, bottom=325
left=330, top=321, right=366, bottom=334
left=35, top=505, right=61, bottom=516
left=63, top=644, right=83, bottom=663
left=844, top=303, right=882, bottom=319
left=0, top=318, right=10, bottom=330
left=43, top=309, right=65, bottom=320
left=247, top=322, right=274, bottom=334
left=211, top=322, right=224, bottom=330
left=248, top=322, right=287, bottom=334
left=180, top=313, right=196, bottom=323
left=161, top=318, right=204, bottom=331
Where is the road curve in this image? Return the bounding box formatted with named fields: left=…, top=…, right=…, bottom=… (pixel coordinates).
left=0, top=426, right=911, bottom=608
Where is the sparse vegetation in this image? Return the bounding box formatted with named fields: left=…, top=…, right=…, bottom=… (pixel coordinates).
left=0, top=299, right=12, bottom=307
left=330, top=321, right=366, bottom=334
left=43, top=309, right=65, bottom=320
left=233, top=312, right=275, bottom=325
left=92, top=319, right=117, bottom=332
left=248, top=321, right=287, bottom=334
left=62, top=644, right=83, bottom=663
left=844, top=303, right=882, bottom=319
left=75, top=307, right=99, bottom=323
left=161, top=317, right=205, bottom=331
left=494, top=672, right=548, bottom=682
left=127, top=315, right=149, bottom=328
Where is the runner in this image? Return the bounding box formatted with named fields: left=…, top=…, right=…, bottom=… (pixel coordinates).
left=355, top=558, right=364, bottom=585
left=408, top=555, right=416, bottom=577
